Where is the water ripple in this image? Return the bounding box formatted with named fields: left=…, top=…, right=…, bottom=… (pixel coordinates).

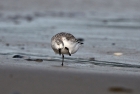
left=1, top=52, right=140, bottom=68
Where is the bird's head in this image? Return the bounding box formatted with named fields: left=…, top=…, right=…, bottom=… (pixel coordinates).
left=56, top=39, right=64, bottom=50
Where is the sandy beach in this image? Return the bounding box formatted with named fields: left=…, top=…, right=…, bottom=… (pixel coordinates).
left=0, top=0, right=140, bottom=94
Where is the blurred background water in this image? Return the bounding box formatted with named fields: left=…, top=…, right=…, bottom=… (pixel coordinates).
left=0, top=0, right=140, bottom=68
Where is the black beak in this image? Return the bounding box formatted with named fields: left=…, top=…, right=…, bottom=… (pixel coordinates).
left=59, top=49, right=61, bottom=55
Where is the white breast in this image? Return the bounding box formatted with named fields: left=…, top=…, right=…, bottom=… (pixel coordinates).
left=63, top=40, right=81, bottom=54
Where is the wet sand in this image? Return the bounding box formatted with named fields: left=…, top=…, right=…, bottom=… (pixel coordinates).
left=0, top=64, right=140, bottom=94
left=0, top=0, right=140, bottom=94
left=1, top=55, right=140, bottom=94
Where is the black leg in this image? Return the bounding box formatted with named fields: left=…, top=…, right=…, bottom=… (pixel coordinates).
left=59, top=49, right=61, bottom=55
left=61, top=54, right=64, bottom=66
left=65, top=47, right=71, bottom=56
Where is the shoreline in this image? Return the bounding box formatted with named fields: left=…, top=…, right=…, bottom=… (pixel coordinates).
left=0, top=59, right=140, bottom=94
left=0, top=0, right=140, bottom=93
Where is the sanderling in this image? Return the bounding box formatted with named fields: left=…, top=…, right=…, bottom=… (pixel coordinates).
left=51, top=32, right=83, bottom=66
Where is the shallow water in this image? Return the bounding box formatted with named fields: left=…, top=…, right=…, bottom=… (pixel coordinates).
left=1, top=1, right=140, bottom=94
left=0, top=12, right=140, bottom=70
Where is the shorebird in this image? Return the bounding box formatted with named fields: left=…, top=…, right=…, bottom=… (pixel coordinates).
left=51, top=32, right=83, bottom=66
